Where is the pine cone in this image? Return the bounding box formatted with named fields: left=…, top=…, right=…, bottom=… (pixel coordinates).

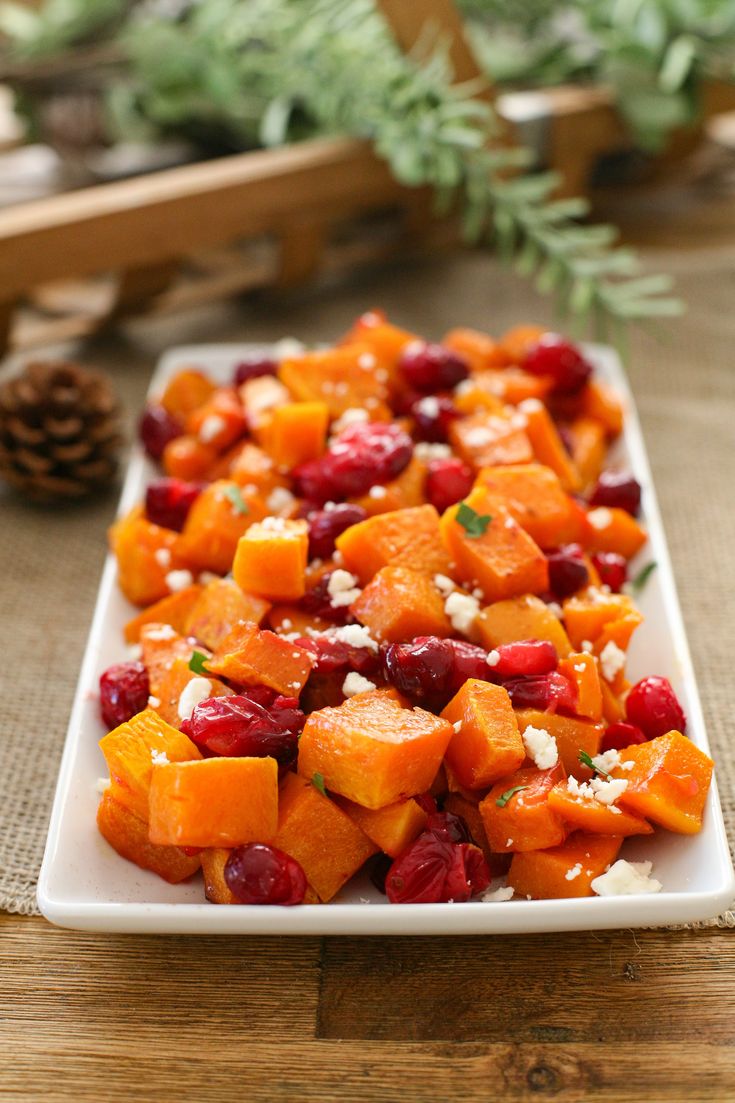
left=0, top=360, right=124, bottom=501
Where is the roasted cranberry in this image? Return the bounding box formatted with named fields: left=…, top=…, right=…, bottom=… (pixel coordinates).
left=446, top=639, right=498, bottom=693
left=99, top=662, right=150, bottom=729
left=425, top=457, right=474, bottom=514
left=386, top=833, right=489, bottom=904
left=411, top=394, right=458, bottom=442
left=492, top=639, right=558, bottom=678
left=299, top=572, right=353, bottom=625
left=233, top=354, right=277, bottom=386
left=589, top=470, right=642, bottom=516
left=181, top=692, right=304, bottom=765
left=145, top=477, right=202, bottom=531
left=592, top=551, right=627, bottom=593
left=224, top=843, right=307, bottom=905
left=522, top=334, right=592, bottom=395
left=600, top=721, right=648, bottom=753
left=415, top=792, right=438, bottom=816
left=502, top=671, right=577, bottom=714
left=295, top=635, right=380, bottom=677
left=426, top=810, right=471, bottom=844
left=383, top=637, right=454, bottom=702
left=139, top=404, right=183, bottom=461
left=398, top=341, right=469, bottom=393
left=389, top=384, right=423, bottom=418
left=293, top=422, right=413, bottom=503
left=307, top=503, right=367, bottom=560
left=625, top=676, right=686, bottom=739
left=546, top=544, right=589, bottom=599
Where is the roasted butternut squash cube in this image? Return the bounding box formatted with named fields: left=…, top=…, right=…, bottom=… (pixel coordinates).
left=442, top=327, right=509, bottom=371
left=517, top=398, right=582, bottom=492
left=139, top=623, right=195, bottom=698
left=351, top=565, right=452, bottom=643
left=441, top=679, right=525, bottom=789
left=479, top=763, right=567, bottom=852
left=206, top=621, right=314, bottom=695
left=498, top=324, right=548, bottom=365
left=557, top=651, right=603, bottom=721
left=178, top=480, right=266, bottom=576
left=562, top=588, right=643, bottom=652
left=273, top=773, right=377, bottom=901
left=508, top=832, right=623, bottom=899
left=97, top=790, right=201, bottom=884
left=257, top=400, right=329, bottom=470
left=580, top=379, right=624, bottom=437
left=186, top=386, right=248, bottom=451
left=334, top=796, right=428, bottom=858
left=148, top=756, right=279, bottom=847
left=352, top=455, right=427, bottom=517
left=162, top=435, right=218, bottom=482
left=473, top=463, right=576, bottom=549
left=278, top=345, right=391, bottom=419
left=232, top=517, right=308, bottom=601
left=184, top=578, right=271, bottom=651
left=568, top=416, right=607, bottom=490
left=612, top=731, right=714, bottom=834
left=477, top=594, right=572, bottom=656
left=342, top=312, right=417, bottom=374
left=297, top=689, right=453, bottom=810
left=514, top=708, right=604, bottom=779
left=336, top=504, right=451, bottom=584
left=160, top=367, right=216, bottom=419
left=449, top=409, right=533, bottom=469
left=547, top=782, right=653, bottom=837
left=151, top=658, right=232, bottom=728
left=212, top=440, right=288, bottom=493
left=124, top=584, right=204, bottom=644
left=584, top=507, right=647, bottom=560
left=266, top=604, right=331, bottom=637
left=109, top=507, right=187, bottom=608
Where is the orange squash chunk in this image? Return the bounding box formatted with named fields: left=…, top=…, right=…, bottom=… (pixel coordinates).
left=206, top=621, right=314, bottom=695
left=508, top=832, right=623, bottom=900
left=109, top=507, right=187, bottom=608
left=212, top=440, right=288, bottom=493
left=178, top=480, right=267, bottom=576
left=498, top=324, right=548, bottom=365
left=441, top=679, right=525, bottom=790
left=449, top=409, right=533, bottom=469
left=517, top=398, right=582, bottom=492
left=351, top=566, right=452, bottom=643
left=601, top=678, right=626, bottom=724
left=139, top=623, right=194, bottom=698
left=97, top=790, right=201, bottom=884
left=442, top=327, right=509, bottom=371
left=232, top=517, right=308, bottom=601
left=440, top=487, right=548, bottom=603
left=162, top=435, right=218, bottom=482
left=160, top=367, right=216, bottom=419
left=477, top=594, right=572, bottom=656
left=514, top=708, right=604, bottom=779
left=184, top=578, right=271, bottom=651
left=612, top=731, right=714, bottom=834
left=99, top=708, right=202, bottom=822
left=186, top=387, right=248, bottom=452
left=479, top=763, right=567, bottom=852
left=278, top=345, right=391, bottom=419
left=443, top=793, right=493, bottom=863
left=473, top=463, right=576, bottom=549
left=547, top=783, right=653, bottom=837
left=558, top=651, right=603, bottom=721
left=580, top=379, right=624, bottom=437
left=149, top=756, right=279, bottom=847
left=297, top=689, right=453, bottom=810
left=273, top=774, right=377, bottom=901
left=152, top=658, right=232, bottom=728
left=454, top=370, right=551, bottom=412
left=335, top=796, right=428, bottom=858
left=562, top=588, right=642, bottom=652
left=352, top=455, right=427, bottom=517
left=266, top=604, right=331, bottom=637
left=584, top=507, right=647, bottom=560
left=124, top=584, right=203, bottom=644
left=336, top=504, right=451, bottom=585
left=568, top=416, right=607, bottom=489
left=342, top=311, right=417, bottom=373
left=257, top=401, right=329, bottom=470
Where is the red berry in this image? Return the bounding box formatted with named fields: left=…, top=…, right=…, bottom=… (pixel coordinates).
left=592, top=552, right=627, bottom=593
left=139, top=404, right=183, bottom=460
left=523, top=334, right=592, bottom=395
left=502, top=671, right=577, bottom=714
left=224, top=843, right=307, bottom=905
left=492, top=639, right=558, bottom=678
left=233, top=355, right=277, bottom=386
left=546, top=544, right=589, bottom=599
left=295, top=635, right=380, bottom=677
left=99, top=662, right=150, bottom=729
left=600, top=721, right=647, bottom=753
left=181, top=693, right=304, bottom=766
left=398, top=341, right=469, bottom=393
left=383, top=636, right=455, bottom=703
left=425, top=457, right=474, bottom=514
left=589, top=470, right=642, bottom=516
left=299, top=572, right=353, bottom=625
left=294, top=422, right=413, bottom=503
left=625, top=676, right=686, bottom=739
left=446, top=639, right=497, bottom=693
left=411, top=394, right=458, bottom=442
left=414, top=793, right=439, bottom=816
left=426, top=810, right=471, bottom=844
left=145, top=477, right=202, bottom=531
left=307, top=503, right=367, bottom=560
left=386, top=832, right=489, bottom=904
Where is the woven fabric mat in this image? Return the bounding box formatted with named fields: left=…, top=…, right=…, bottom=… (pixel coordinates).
left=0, top=249, right=732, bottom=921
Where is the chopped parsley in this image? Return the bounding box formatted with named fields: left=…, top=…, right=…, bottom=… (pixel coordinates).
left=631, top=561, right=657, bottom=594
left=188, top=650, right=210, bottom=676
left=579, top=750, right=610, bottom=776
left=224, top=484, right=249, bottom=516
left=456, top=501, right=492, bottom=539
left=495, top=784, right=528, bottom=808
left=311, top=772, right=327, bottom=797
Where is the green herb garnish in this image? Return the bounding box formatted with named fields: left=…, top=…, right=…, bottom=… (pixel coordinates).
left=631, top=561, right=658, bottom=594
left=311, top=772, right=327, bottom=797
left=495, top=784, right=528, bottom=808
left=578, top=750, right=610, bottom=776
left=188, top=650, right=210, bottom=676
left=456, top=501, right=492, bottom=539
left=224, top=484, right=249, bottom=516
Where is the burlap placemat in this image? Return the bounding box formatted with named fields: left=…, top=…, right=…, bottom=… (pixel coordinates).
left=1, top=249, right=732, bottom=920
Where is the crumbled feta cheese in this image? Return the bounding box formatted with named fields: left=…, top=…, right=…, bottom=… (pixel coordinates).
left=148, top=695, right=161, bottom=709
left=414, top=442, right=452, bottom=462
left=509, top=411, right=528, bottom=430
left=154, top=547, right=172, bottom=569
left=482, top=884, right=515, bottom=902
left=165, top=569, right=194, bottom=592
left=415, top=395, right=440, bottom=418
left=453, top=721, right=462, bottom=733
left=266, top=486, right=296, bottom=515
left=444, top=590, right=480, bottom=635
left=177, top=677, right=212, bottom=721
left=522, top=725, right=559, bottom=770
left=332, top=407, right=369, bottom=435
left=581, top=639, right=594, bottom=653
left=280, top=618, right=293, bottom=631
left=331, top=624, right=379, bottom=652
left=588, top=507, right=613, bottom=531
left=358, top=352, right=376, bottom=370
left=368, top=485, right=388, bottom=499
left=565, top=863, right=583, bottom=882
left=144, top=624, right=177, bottom=641
left=342, top=672, right=376, bottom=697
left=259, top=515, right=289, bottom=533
left=486, top=649, right=500, bottom=668
left=504, top=517, right=516, bottom=530
left=546, top=602, right=563, bottom=619
left=567, top=775, right=629, bottom=806
left=518, top=397, right=543, bottom=414
left=454, top=378, right=476, bottom=397
left=506, top=839, right=513, bottom=848
left=433, top=574, right=456, bottom=598
left=332, top=550, right=344, bottom=565
left=327, top=569, right=362, bottom=608
left=471, top=586, right=485, bottom=601
left=591, top=859, right=663, bottom=896
left=150, top=749, right=169, bottom=765
left=242, top=375, right=290, bottom=414
left=573, top=662, right=587, bottom=673
left=591, top=748, right=622, bottom=774
left=198, top=413, right=226, bottom=443
left=599, top=639, right=627, bottom=683
left=95, top=777, right=111, bottom=794
left=464, top=426, right=493, bottom=448
left=273, top=337, right=305, bottom=360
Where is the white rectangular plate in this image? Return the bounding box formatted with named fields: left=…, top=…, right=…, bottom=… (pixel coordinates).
left=38, top=342, right=734, bottom=934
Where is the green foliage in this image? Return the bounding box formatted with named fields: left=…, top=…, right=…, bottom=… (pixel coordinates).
left=0, top=0, right=127, bottom=58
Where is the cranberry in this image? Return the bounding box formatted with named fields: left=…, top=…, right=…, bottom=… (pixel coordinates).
left=145, top=477, right=202, bottom=531
left=502, top=671, right=577, bottom=714
left=99, top=662, right=150, bottom=729
left=411, top=394, right=458, bottom=442
left=139, top=404, right=183, bottom=461
left=522, top=334, right=592, bottom=395
left=181, top=693, right=304, bottom=766
left=415, top=793, right=438, bottom=816
left=398, top=341, right=469, bottom=393
left=625, top=676, right=686, bottom=739
left=233, top=355, right=277, bottom=386
left=295, top=635, right=380, bottom=677
left=446, top=639, right=498, bottom=693
left=592, top=552, right=627, bottom=593
left=546, top=544, right=589, bottom=599
left=299, top=572, right=352, bottom=625
left=224, top=843, right=307, bottom=905
left=294, top=422, right=413, bottom=503
left=386, top=833, right=489, bottom=904
left=383, top=637, right=455, bottom=703
left=390, top=384, right=424, bottom=417
left=492, top=639, right=558, bottom=678
left=589, top=471, right=642, bottom=516
left=425, top=457, right=474, bottom=514
left=600, top=721, right=648, bottom=753
left=307, top=503, right=367, bottom=560
left=426, top=810, right=471, bottom=844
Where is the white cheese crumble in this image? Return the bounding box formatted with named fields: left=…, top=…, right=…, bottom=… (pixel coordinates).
left=414, top=442, right=452, bottom=462
left=522, top=725, right=559, bottom=770
left=591, top=860, right=663, bottom=896
left=464, top=426, right=493, bottom=448
left=599, top=639, right=627, bottom=683
left=415, top=395, right=440, bottom=418
left=518, top=397, right=543, bottom=414
left=444, top=591, right=480, bottom=635
left=588, top=507, right=613, bottom=531
left=565, top=863, right=583, bottom=881
left=453, top=721, right=463, bottom=733
left=266, top=486, right=296, bottom=514
left=242, top=376, right=290, bottom=414
left=482, top=884, right=515, bottom=902
left=590, top=748, right=635, bottom=776
left=368, top=484, right=388, bottom=499
left=150, top=749, right=169, bottom=765
left=486, top=649, right=500, bottom=668
left=342, top=672, right=377, bottom=697
left=327, top=569, right=362, bottom=608
left=144, top=624, right=177, bottom=641
left=272, top=337, right=305, bottom=360
left=506, top=839, right=514, bottom=847
left=546, top=602, right=563, bottom=619
left=358, top=352, right=376, bottom=370
left=567, top=775, right=629, bottom=806
left=580, top=639, right=594, bottom=653
left=165, top=568, right=194, bottom=592
left=148, top=695, right=161, bottom=709
left=154, top=547, right=172, bottom=569
left=95, top=777, right=111, bottom=794
left=433, top=573, right=456, bottom=597
left=332, top=407, right=369, bottom=435
left=330, top=623, right=379, bottom=653
left=198, top=413, right=226, bottom=443
left=177, top=677, right=212, bottom=721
